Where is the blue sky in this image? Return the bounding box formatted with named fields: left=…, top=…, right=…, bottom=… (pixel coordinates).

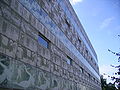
left=70, top=0, right=120, bottom=83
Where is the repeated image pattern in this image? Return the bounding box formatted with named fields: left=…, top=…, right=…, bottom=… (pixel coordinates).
left=0, top=0, right=101, bottom=90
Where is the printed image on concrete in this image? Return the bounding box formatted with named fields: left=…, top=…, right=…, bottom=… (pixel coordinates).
left=0, top=0, right=101, bottom=90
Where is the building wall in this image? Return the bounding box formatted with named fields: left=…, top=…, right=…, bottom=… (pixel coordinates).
left=0, top=0, right=101, bottom=90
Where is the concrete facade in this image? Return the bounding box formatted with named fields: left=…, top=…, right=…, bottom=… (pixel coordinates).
left=0, top=0, right=101, bottom=90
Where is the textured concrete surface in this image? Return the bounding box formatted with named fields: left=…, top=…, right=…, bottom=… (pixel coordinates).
left=0, top=0, right=101, bottom=90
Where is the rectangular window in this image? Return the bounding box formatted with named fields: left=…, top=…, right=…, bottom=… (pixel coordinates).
left=65, top=19, right=70, bottom=28
left=67, top=56, right=72, bottom=65
left=86, top=49, right=88, bottom=54
left=38, top=32, right=49, bottom=48
left=88, top=73, right=90, bottom=77
left=78, top=39, right=82, bottom=45
left=91, top=57, right=93, bottom=60
left=80, top=67, right=83, bottom=73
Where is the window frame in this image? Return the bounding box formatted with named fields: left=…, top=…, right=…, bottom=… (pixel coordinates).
left=65, top=18, right=70, bottom=28
left=38, top=32, right=50, bottom=48
left=78, top=38, right=82, bottom=46
left=66, top=56, right=73, bottom=65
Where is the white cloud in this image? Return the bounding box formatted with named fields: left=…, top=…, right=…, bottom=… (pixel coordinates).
left=100, top=65, right=116, bottom=75
left=70, top=0, right=83, bottom=5
left=100, top=17, right=115, bottom=29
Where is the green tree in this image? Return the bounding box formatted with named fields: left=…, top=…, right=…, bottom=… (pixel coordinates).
left=101, top=75, right=107, bottom=90
left=101, top=75, right=117, bottom=90
left=101, top=35, right=120, bottom=90
left=107, top=35, right=120, bottom=89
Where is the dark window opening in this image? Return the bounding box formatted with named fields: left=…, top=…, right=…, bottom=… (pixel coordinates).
left=91, top=57, right=93, bottom=61
left=80, top=67, right=84, bottom=73
left=78, top=39, right=82, bottom=45
left=65, top=19, right=70, bottom=28
left=38, top=32, right=49, bottom=48
left=67, top=56, right=72, bottom=65
left=86, top=49, right=88, bottom=54
left=88, top=73, right=90, bottom=77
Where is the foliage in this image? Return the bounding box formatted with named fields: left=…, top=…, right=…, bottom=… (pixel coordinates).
left=101, top=75, right=117, bottom=90
left=101, top=35, right=120, bottom=90
left=107, top=35, right=120, bottom=89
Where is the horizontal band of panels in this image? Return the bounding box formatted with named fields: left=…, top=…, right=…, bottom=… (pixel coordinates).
left=19, top=0, right=100, bottom=79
